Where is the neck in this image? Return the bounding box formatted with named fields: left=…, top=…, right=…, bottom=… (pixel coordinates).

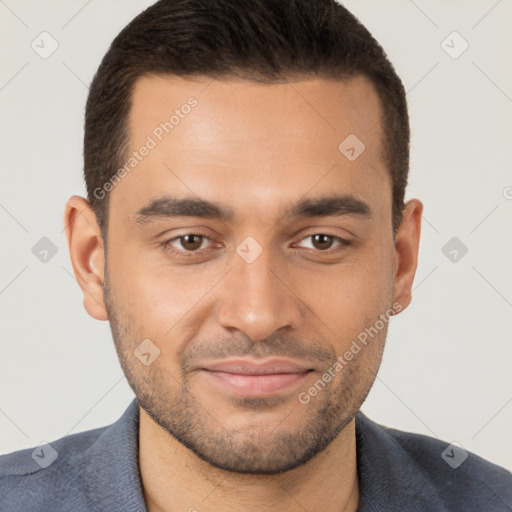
left=139, top=407, right=359, bottom=512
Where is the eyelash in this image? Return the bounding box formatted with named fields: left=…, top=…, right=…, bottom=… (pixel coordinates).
left=160, top=233, right=352, bottom=259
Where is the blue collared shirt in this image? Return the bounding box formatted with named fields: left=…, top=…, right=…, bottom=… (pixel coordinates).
left=1, top=398, right=511, bottom=511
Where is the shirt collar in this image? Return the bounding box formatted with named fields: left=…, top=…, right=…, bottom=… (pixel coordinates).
left=355, top=412, right=446, bottom=511
left=75, top=398, right=147, bottom=511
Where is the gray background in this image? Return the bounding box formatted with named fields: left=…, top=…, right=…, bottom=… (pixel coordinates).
left=1, top=0, right=511, bottom=470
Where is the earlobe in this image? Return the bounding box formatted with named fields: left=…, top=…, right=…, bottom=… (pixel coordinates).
left=392, top=199, right=423, bottom=312
left=63, top=196, right=108, bottom=321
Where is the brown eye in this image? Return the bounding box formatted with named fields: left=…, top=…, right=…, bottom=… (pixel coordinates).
left=295, top=234, right=351, bottom=254
left=310, top=234, right=335, bottom=250
left=178, top=234, right=205, bottom=251
left=161, top=233, right=216, bottom=260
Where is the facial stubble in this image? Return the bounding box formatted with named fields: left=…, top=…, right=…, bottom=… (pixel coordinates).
left=102, top=270, right=387, bottom=475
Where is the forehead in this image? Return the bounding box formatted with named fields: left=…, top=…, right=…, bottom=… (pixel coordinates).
left=129, top=73, right=383, bottom=154
left=110, top=74, right=389, bottom=226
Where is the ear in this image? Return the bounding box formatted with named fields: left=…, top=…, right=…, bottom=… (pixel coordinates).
left=63, top=195, right=108, bottom=321
left=392, top=199, right=423, bottom=311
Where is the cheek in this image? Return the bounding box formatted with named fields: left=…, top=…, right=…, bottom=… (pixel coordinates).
left=108, top=247, right=226, bottom=342
left=119, top=275, right=200, bottom=334
left=295, top=243, right=394, bottom=343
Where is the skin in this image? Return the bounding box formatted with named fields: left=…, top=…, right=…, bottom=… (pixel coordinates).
left=64, top=74, right=422, bottom=512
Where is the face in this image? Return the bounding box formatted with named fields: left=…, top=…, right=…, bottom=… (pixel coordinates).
left=69, top=74, right=421, bottom=474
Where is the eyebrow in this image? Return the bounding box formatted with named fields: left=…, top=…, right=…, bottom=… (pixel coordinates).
left=134, top=194, right=371, bottom=224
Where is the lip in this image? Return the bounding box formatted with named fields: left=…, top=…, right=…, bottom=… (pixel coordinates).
left=198, top=357, right=315, bottom=375
left=196, top=358, right=315, bottom=397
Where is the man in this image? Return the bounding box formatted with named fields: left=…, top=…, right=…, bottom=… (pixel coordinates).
left=1, top=0, right=510, bottom=510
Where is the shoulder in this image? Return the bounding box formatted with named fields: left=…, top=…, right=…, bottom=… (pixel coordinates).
left=0, top=399, right=144, bottom=512
left=356, top=412, right=512, bottom=511
left=0, top=425, right=108, bottom=477
left=0, top=425, right=108, bottom=511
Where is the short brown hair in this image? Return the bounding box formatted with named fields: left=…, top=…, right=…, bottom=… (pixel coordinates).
left=84, top=0, right=409, bottom=236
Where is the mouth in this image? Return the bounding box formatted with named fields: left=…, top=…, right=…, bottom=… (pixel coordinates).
left=196, top=358, right=316, bottom=397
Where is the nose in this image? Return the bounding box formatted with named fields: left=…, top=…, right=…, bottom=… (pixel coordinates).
left=215, top=246, right=304, bottom=341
